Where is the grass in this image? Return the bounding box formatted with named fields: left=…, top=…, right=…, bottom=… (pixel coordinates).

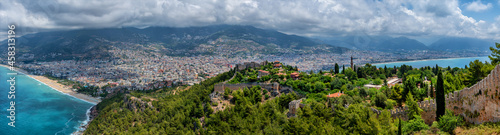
left=413, top=122, right=500, bottom=135
left=455, top=122, right=500, bottom=135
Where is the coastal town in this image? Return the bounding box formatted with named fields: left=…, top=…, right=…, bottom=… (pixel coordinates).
left=13, top=43, right=484, bottom=95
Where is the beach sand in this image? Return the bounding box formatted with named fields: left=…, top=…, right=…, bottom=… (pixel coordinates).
left=0, top=64, right=101, bottom=104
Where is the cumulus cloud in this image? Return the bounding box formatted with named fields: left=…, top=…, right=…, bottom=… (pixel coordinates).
left=0, top=0, right=499, bottom=40
left=465, top=0, right=492, bottom=12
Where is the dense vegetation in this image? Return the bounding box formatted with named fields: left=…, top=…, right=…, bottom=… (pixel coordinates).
left=85, top=43, right=500, bottom=134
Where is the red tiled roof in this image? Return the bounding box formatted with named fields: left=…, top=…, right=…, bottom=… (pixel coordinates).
left=326, top=92, right=344, bottom=98
left=258, top=70, right=270, bottom=74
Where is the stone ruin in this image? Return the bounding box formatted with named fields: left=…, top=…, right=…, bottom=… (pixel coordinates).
left=288, top=98, right=306, bottom=117
left=415, top=64, right=500, bottom=124
left=370, top=64, right=500, bottom=125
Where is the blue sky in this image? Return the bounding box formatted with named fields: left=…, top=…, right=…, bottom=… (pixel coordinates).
left=1, top=0, right=500, bottom=42
left=460, top=0, right=499, bottom=23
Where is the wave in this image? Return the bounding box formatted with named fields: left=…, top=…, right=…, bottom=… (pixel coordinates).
left=71, top=106, right=93, bottom=135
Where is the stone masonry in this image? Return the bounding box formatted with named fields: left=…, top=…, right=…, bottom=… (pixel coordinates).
left=387, top=64, right=500, bottom=125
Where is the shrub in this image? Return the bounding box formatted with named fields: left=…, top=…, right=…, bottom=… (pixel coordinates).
left=375, top=92, right=387, bottom=108
left=373, top=78, right=383, bottom=85
left=403, top=115, right=429, bottom=134
left=385, top=99, right=396, bottom=109
left=359, top=87, right=368, bottom=98
left=438, top=109, right=463, bottom=134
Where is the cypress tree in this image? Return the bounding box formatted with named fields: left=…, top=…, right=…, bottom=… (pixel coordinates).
left=334, top=63, right=339, bottom=74
left=436, top=68, right=446, bottom=120
left=430, top=80, right=434, bottom=98
left=398, top=118, right=402, bottom=135
left=342, top=65, right=345, bottom=74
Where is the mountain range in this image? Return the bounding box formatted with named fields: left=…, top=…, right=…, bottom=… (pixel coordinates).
left=0, top=25, right=347, bottom=62
left=319, top=35, right=496, bottom=52
left=1, top=25, right=497, bottom=62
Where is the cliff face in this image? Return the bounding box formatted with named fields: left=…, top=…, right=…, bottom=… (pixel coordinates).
left=123, top=95, right=154, bottom=112
left=89, top=106, right=98, bottom=120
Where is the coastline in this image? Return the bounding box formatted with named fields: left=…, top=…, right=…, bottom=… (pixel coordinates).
left=370, top=56, right=488, bottom=65
left=0, top=64, right=101, bottom=104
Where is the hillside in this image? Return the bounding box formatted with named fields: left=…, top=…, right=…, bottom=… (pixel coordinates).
left=321, top=36, right=429, bottom=52
left=429, top=37, right=496, bottom=52
left=0, top=25, right=348, bottom=62
left=84, top=59, right=500, bottom=134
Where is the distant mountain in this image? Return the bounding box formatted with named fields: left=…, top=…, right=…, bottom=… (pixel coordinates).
left=429, top=37, right=496, bottom=52
left=0, top=25, right=348, bottom=62
left=320, top=36, right=429, bottom=52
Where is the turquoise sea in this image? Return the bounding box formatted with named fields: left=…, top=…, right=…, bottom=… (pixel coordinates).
left=0, top=66, right=94, bottom=135
left=373, top=56, right=491, bottom=68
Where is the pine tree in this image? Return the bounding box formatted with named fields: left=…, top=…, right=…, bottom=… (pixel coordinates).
left=489, top=42, right=500, bottom=64
left=406, top=93, right=421, bottom=120
left=436, top=68, right=445, bottom=120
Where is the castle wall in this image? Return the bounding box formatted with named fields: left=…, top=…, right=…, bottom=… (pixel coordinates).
left=412, top=64, right=500, bottom=125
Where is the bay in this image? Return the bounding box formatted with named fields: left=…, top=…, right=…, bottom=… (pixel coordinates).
left=0, top=66, right=94, bottom=135
left=372, top=56, right=491, bottom=68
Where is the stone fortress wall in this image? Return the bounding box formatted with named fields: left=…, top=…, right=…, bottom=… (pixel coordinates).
left=386, top=64, right=500, bottom=124
left=214, top=82, right=280, bottom=94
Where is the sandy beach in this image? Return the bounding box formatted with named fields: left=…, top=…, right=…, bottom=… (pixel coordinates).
left=0, top=64, right=101, bottom=104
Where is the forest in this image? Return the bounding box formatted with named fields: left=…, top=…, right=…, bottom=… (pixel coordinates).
left=85, top=43, right=500, bottom=134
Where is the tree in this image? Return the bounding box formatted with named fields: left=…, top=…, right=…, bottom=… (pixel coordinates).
left=359, top=87, right=368, bottom=98
left=405, top=93, right=422, bottom=120
left=391, top=84, right=404, bottom=106
left=397, top=118, right=402, bottom=135
left=375, top=92, right=387, bottom=108
left=436, top=68, right=445, bottom=120
left=438, top=109, right=463, bottom=134
left=314, top=82, right=325, bottom=93
left=489, top=42, right=500, bottom=64
left=429, top=80, right=434, bottom=98
left=403, top=77, right=418, bottom=101
left=342, top=65, right=345, bottom=74
left=466, top=60, right=491, bottom=86
left=335, top=63, right=340, bottom=74
left=403, top=115, right=429, bottom=134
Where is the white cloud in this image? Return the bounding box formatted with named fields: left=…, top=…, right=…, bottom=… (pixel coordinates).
left=0, top=0, right=499, bottom=40
left=465, top=0, right=492, bottom=12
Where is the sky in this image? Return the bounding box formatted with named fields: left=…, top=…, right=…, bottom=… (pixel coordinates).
left=1, top=0, right=500, bottom=43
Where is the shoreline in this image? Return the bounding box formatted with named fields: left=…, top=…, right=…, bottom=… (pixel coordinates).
left=370, top=56, right=488, bottom=65
left=72, top=106, right=95, bottom=135
left=0, top=64, right=101, bottom=104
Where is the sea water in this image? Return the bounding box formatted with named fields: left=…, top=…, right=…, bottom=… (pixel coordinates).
left=373, top=56, right=491, bottom=68
left=0, top=66, right=94, bottom=135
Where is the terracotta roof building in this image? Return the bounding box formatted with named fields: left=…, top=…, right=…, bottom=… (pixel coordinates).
left=258, top=70, right=270, bottom=78
left=326, top=92, right=344, bottom=98
left=290, top=72, right=300, bottom=80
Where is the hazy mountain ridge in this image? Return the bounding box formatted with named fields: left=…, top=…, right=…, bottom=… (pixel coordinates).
left=320, top=36, right=429, bottom=52
left=429, top=37, right=496, bottom=51
left=320, top=36, right=497, bottom=53
left=0, top=25, right=347, bottom=62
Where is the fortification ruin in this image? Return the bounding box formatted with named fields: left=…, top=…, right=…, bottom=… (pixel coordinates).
left=384, top=64, right=500, bottom=124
